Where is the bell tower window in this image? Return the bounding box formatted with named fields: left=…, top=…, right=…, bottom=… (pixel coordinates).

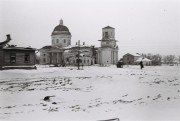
left=105, top=32, right=108, bottom=38
left=56, top=39, right=59, bottom=43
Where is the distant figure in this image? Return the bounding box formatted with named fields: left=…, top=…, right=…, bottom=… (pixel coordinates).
left=117, top=61, right=123, bottom=68
left=139, top=61, right=144, bottom=69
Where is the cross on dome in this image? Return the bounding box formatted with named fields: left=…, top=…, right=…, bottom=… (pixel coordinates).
left=60, top=19, right=63, bottom=25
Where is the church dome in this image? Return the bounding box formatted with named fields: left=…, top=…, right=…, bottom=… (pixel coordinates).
left=51, top=19, right=71, bottom=35
left=53, top=25, right=69, bottom=32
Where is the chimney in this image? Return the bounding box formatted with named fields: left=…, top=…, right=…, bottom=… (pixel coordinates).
left=6, top=34, right=11, bottom=41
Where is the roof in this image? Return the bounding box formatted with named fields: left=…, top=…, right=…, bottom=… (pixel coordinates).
left=64, top=44, right=93, bottom=50
left=40, top=45, right=52, bottom=49
left=53, top=25, right=69, bottom=31
left=3, top=47, right=36, bottom=50
left=102, top=26, right=114, bottom=29
left=124, top=53, right=142, bottom=57
left=51, top=24, right=71, bottom=35
left=131, top=53, right=142, bottom=56
left=135, top=57, right=152, bottom=62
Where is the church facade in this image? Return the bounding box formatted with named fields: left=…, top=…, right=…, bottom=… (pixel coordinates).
left=40, top=19, right=71, bottom=65
left=97, top=26, right=118, bottom=65
left=39, top=20, right=118, bottom=66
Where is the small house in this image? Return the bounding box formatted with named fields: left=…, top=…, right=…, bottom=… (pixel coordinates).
left=0, top=35, right=36, bottom=70
left=135, top=57, right=152, bottom=66
left=123, top=53, right=142, bottom=65
left=0, top=47, right=36, bottom=70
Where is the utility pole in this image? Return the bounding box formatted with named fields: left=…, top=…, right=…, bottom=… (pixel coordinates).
left=77, top=40, right=80, bottom=70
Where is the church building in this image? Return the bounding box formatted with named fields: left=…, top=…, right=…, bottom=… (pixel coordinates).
left=97, top=26, right=118, bottom=65
left=39, top=19, right=71, bottom=65
left=39, top=19, right=95, bottom=66
left=39, top=20, right=119, bottom=66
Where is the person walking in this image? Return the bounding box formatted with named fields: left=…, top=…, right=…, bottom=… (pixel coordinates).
left=139, top=61, right=144, bottom=69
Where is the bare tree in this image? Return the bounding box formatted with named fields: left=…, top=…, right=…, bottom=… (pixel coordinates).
left=143, top=53, right=162, bottom=66
left=163, top=55, right=176, bottom=65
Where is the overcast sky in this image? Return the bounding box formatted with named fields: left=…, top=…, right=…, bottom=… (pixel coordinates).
left=0, top=0, right=179, bottom=57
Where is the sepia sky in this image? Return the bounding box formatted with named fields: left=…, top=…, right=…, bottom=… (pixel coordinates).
left=0, top=0, right=179, bottom=57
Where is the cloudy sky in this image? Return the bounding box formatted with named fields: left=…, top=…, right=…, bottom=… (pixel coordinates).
left=0, top=0, right=179, bottom=57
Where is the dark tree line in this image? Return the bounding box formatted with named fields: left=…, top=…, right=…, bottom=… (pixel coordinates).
left=142, top=53, right=162, bottom=65
left=142, top=53, right=179, bottom=66
left=162, top=55, right=176, bottom=65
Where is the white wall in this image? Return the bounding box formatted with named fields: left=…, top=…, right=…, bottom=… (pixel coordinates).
left=51, top=34, right=71, bottom=47
left=102, top=28, right=115, bottom=39
left=101, top=49, right=112, bottom=64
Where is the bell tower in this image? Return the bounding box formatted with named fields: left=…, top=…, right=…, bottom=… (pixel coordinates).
left=100, top=26, right=117, bottom=48
left=97, top=26, right=118, bottom=65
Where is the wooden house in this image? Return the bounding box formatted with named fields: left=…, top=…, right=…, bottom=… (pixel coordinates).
left=0, top=47, right=36, bottom=70
left=0, top=35, right=36, bottom=70
left=122, top=53, right=142, bottom=65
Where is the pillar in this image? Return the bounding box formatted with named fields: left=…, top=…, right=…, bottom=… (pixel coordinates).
left=52, top=53, right=54, bottom=64
left=56, top=52, right=59, bottom=64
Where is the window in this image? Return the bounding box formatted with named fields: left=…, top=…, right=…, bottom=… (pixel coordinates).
left=43, top=58, right=46, bottom=63
left=64, top=39, right=66, bottom=43
left=56, top=39, right=59, bottom=43
left=44, top=54, right=46, bottom=56
left=105, top=32, right=108, bottom=38
left=84, top=60, right=86, bottom=63
left=66, top=58, right=69, bottom=62
left=24, top=53, right=30, bottom=63
left=68, top=40, right=71, bottom=45
left=10, top=53, right=16, bottom=63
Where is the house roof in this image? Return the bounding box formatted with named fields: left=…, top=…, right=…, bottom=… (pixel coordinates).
left=135, top=57, right=152, bottom=62
left=40, top=45, right=52, bottom=49
left=102, top=26, right=114, bottom=29
left=124, top=53, right=141, bottom=57
left=3, top=46, right=36, bottom=50
left=64, top=44, right=93, bottom=50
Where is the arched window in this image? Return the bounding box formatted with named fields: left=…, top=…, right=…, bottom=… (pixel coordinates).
left=66, top=58, right=69, bottom=62
left=68, top=40, right=71, bottom=45
left=105, top=32, right=108, bottom=38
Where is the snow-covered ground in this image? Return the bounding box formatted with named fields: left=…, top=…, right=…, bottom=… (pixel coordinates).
left=0, top=65, right=180, bottom=121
